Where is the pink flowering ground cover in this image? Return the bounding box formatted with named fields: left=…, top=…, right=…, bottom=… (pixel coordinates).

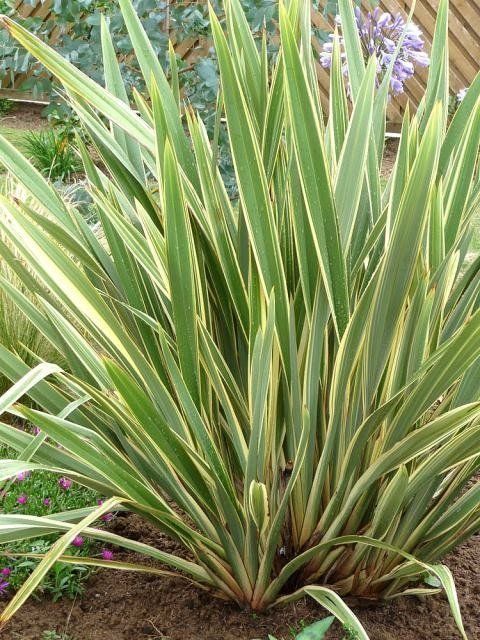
left=0, top=442, right=116, bottom=602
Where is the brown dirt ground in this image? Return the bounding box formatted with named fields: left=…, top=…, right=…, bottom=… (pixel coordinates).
left=1, top=513, right=478, bottom=640
left=381, top=138, right=399, bottom=179
left=0, top=102, right=46, bottom=131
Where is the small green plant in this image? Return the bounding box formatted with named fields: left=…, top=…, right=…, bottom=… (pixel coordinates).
left=295, top=618, right=335, bottom=639
left=45, top=103, right=84, bottom=145
left=0, top=99, right=13, bottom=117
left=342, top=625, right=360, bottom=640
left=41, top=631, right=74, bottom=640
left=5, top=541, right=91, bottom=601
left=22, top=130, right=81, bottom=182
left=268, top=617, right=335, bottom=640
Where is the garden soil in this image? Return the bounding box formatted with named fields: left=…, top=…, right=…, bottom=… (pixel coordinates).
left=0, top=100, right=107, bottom=194
left=1, top=513, right=479, bottom=640
left=0, top=102, right=46, bottom=131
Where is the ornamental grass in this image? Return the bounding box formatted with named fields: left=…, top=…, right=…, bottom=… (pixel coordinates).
left=0, top=0, right=479, bottom=636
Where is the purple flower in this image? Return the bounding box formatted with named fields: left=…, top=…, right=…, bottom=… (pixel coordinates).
left=377, top=12, right=391, bottom=29
left=96, top=500, right=114, bottom=522
left=58, top=477, right=72, bottom=491
left=320, top=8, right=429, bottom=96
left=16, top=494, right=28, bottom=505
left=0, top=581, right=9, bottom=596
left=71, top=536, right=84, bottom=547
left=43, top=497, right=51, bottom=507
left=101, top=549, right=114, bottom=560
left=16, top=470, right=30, bottom=482
left=390, top=77, right=404, bottom=94
left=409, top=50, right=430, bottom=67
left=1, top=568, right=11, bottom=577
left=33, top=427, right=41, bottom=436
left=101, top=512, right=114, bottom=522
left=320, top=50, right=333, bottom=68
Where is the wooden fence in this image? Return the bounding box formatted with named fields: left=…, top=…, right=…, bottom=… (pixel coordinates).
left=313, top=0, right=480, bottom=123
left=1, top=0, right=480, bottom=123
left=0, top=0, right=210, bottom=101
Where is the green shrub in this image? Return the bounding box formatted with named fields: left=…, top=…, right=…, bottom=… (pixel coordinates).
left=0, top=0, right=479, bottom=637
left=22, top=130, right=81, bottom=182
left=0, top=99, right=13, bottom=117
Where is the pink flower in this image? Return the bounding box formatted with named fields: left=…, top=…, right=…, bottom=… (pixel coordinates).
left=71, top=536, right=84, bottom=547
left=16, top=471, right=30, bottom=482
left=1, top=568, right=11, bottom=577
left=101, top=549, right=114, bottom=560
left=33, top=427, right=41, bottom=435
left=101, top=513, right=114, bottom=522
left=97, top=500, right=113, bottom=522
left=17, top=494, right=28, bottom=505
left=58, top=477, right=72, bottom=491
left=43, top=498, right=51, bottom=507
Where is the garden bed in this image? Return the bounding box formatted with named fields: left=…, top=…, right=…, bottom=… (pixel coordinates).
left=2, top=513, right=479, bottom=640
left=0, top=101, right=46, bottom=133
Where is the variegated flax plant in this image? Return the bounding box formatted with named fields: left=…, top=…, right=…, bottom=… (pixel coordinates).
left=0, top=0, right=479, bottom=636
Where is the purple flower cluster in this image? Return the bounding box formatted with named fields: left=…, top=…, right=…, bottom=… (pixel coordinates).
left=97, top=498, right=114, bottom=522
left=71, top=535, right=84, bottom=547
left=320, top=7, right=430, bottom=95
left=101, top=549, right=114, bottom=560
left=58, top=476, right=73, bottom=491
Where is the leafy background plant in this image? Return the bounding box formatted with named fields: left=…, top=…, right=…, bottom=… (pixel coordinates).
left=0, top=98, right=12, bottom=116
left=0, top=0, right=279, bottom=105
left=0, top=0, right=329, bottom=192
left=22, top=129, right=81, bottom=182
